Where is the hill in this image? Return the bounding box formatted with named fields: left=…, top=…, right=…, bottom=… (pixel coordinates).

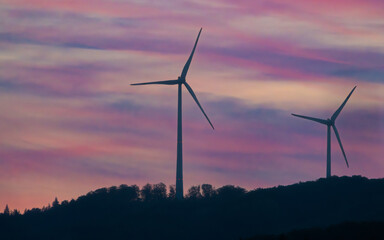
left=1, top=176, right=384, bottom=240
left=247, top=221, right=384, bottom=240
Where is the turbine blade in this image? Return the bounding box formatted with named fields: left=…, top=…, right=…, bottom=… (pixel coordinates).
left=184, top=82, right=214, bottom=129
left=131, top=80, right=179, bottom=86
left=331, top=86, right=357, bottom=121
left=291, top=114, right=328, bottom=125
left=332, top=125, right=349, bottom=167
left=180, top=28, right=202, bottom=79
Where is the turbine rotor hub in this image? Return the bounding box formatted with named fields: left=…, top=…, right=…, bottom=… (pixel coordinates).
left=178, top=76, right=186, bottom=83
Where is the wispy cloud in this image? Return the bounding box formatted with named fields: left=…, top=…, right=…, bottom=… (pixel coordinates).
left=0, top=0, right=383, bottom=210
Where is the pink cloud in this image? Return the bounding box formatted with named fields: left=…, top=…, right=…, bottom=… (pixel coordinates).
left=0, top=0, right=383, bottom=211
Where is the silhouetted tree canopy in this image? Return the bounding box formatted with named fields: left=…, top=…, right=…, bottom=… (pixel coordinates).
left=140, top=183, right=153, bottom=201
left=152, top=183, right=167, bottom=200
left=1, top=176, right=384, bottom=240
left=201, top=184, right=215, bottom=198
left=11, top=209, right=20, bottom=216
left=168, top=184, right=176, bottom=200
left=216, top=185, right=246, bottom=199
left=186, top=185, right=202, bottom=199
left=52, top=197, right=59, bottom=208
left=3, top=205, right=10, bottom=216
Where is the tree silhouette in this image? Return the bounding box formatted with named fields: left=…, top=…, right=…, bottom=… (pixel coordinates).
left=152, top=183, right=167, bottom=200
left=168, top=185, right=176, bottom=200
left=186, top=185, right=202, bottom=199
left=3, top=204, right=9, bottom=216
left=11, top=209, right=20, bottom=216
left=216, top=185, right=246, bottom=199
left=201, top=184, right=215, bottom=198
left=52, top=197, right=59, bottom=208
left=118, top=184, right=140, bottom=201
left=1, top=176, right=384, bottom=240
left=140, top=183, right=153, bottom=201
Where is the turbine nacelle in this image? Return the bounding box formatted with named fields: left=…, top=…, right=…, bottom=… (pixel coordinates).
left=178, top=76, right=186, bottom=83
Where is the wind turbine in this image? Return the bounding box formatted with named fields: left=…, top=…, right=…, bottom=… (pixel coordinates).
left=131, top=28, right=214, bottom=200
left=292, top=86, right=356, bottom=178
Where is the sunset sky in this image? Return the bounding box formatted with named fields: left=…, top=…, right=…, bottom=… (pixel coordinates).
left=1, top=0, right=383, bottom=211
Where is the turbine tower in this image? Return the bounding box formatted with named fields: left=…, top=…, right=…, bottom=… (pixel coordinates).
left=292, top=86, right=356, bottom=178
left=131, top=28, right=214, bottom=200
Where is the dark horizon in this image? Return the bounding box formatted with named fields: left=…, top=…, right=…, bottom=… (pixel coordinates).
left=2, top=176, right=384, bottom=240
left=2, top=174, right=382, bottom=213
